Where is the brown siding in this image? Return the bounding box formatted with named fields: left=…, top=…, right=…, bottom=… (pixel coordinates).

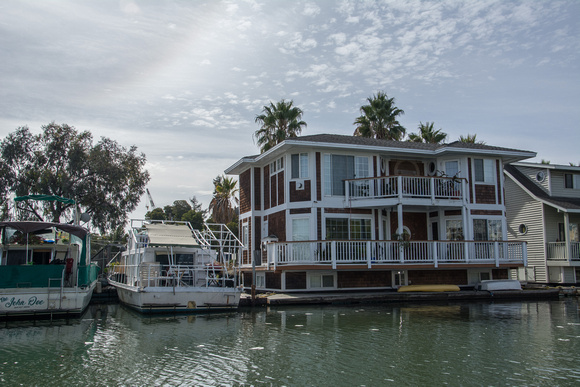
left=266, top=272, right=282, bottom=289
left=390, top=212, right=428, bottom=240
left=492, top=269, right=509, bottom=279
left=316, top=152, right=322, bottom=201
left=286, top=272, right=307, bottom=289
left=239, top=169, right=251, bottom=214
left=475, top=185, right=496, bottom=204
left=278, top=171, right=285, bottom=205
left=264, top=166, right=270, bottom=210
left=471, top=210, right=503, bottom=216
left=496, top=160, right=502, bottom=205
left=408, top=269, right=468, bottom=285
left=468, top=158, right=473, bottom=204
left=270, top=174, right=277, bottom=207
left=254, top=216, right=261, bottom=248
left=289, top=180, right=312, bottom=202
left=268, top=210, right=286, bottom=241
left=290, top=208, right=311, bottom=215
left=254, top=167, right=261, bottom=210
left=317, top=208, right=322, bottom=240
left=337, top=271, right=391, bottom=288
left=324, top=208, right=372, bottom=214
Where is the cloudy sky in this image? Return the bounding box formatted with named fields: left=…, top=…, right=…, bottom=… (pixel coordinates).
left=1, top=0, right=578, bottom=219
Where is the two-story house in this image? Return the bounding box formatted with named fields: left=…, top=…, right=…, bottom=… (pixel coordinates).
left=225, top=134, right=535, bottom=292
left=504, top=162, right=580, bottom=284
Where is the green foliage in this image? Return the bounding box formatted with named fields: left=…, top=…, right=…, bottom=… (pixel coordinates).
left=353, top=91, right=406, bottom=140
left=209, top=175, right=239, bottom=224
left=407, top=122, right=447, bottom=144
left=254, top=99, right=307, bottom=153
left=0, top=123, right=150, bottom=232
left=458, top=134, right=485, bottom=145
left=145, top=196, right=207, bottom=229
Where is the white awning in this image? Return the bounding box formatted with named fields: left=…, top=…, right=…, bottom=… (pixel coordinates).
left=144, top=223, right=199, bottom=247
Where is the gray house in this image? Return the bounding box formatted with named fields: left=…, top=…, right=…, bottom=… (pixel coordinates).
left=504, top=162, right=580, bottom=284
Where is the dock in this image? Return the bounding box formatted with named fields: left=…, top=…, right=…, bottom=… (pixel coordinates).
left=239, top=288, right=562, bottom=307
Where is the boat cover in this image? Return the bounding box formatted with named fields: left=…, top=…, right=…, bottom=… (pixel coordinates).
left=144, top=223, right=199, bottom=247
left=0, top=221, right=88, bottom=238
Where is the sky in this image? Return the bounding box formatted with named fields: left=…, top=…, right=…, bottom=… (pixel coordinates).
left=1, top=0, right=579, bottom=220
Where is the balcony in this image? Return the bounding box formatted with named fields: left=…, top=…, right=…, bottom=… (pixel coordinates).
left=546, top=242, right=580, bottom=265
left=258, top=240, right=527, bottom=270
left=345, top=175, right=466, bottom=206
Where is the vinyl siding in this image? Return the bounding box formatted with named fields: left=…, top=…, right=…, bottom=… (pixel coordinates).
left=505, top=176, right=547, bottom=282
left=515, top=165, right=550, bottom=194
left=551, top=170, right=580, bottom=198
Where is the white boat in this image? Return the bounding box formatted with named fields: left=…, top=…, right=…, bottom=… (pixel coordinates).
left=477, top=279, right=522, bottom=291
left=107, top=220, right=243, bottom=314
left=0, top=220, right=99, bottom=319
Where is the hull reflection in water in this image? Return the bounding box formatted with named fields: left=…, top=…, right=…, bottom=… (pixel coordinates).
left=1, top=300, right=580, bottom=386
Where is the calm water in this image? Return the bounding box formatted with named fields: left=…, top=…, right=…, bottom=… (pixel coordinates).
left=1, top=299, right=580, bottom=386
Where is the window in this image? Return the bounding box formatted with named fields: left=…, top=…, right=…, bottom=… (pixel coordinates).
left=473, top=219, right=503, bottom=241
left=446, top=219, right=464, bottom=240
left=565, top=174, right=580, bottom=189
left=474, top=159, right=495, bottom=183
left=309, top=273, right=335, bottom=289
left=255, top=273, right=265, bottom=288
left=291, top=153, right=309, bottom=179
left=323, top=154, right=369, bottom=196
left=559, top=223, right=579, bottom=242
left=326, top=218, right=371, bottom=240
left=270, top=157, right=284, bottom=175
left=445, top=160, right=459, bottom=177
left=242, top=223, right=249, bottom=248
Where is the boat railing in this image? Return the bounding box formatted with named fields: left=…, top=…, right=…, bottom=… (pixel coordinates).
left=108, top=263, right=236, bottom=289
left=262, top=240, right=527, bottom=269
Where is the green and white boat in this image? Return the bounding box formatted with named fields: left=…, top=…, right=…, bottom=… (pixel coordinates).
left=0, top=196, right=99, bottom=319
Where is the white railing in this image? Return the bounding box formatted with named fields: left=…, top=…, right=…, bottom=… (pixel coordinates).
left=346, top=175, right=465, bottom=201
left=263, top=240, right=527, bottom=269
left=547, top=242, right=580, bottom=261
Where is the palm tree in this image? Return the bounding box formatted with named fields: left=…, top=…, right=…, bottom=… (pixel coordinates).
left=254, top=100, right=307, bottom=153
left=209, top=175, right=239, bottom=224
left=458, top=134, right=485, bottom=145
left=408, top=122, right=447, bottom=144
left=353, top=91, right=406, bottom=140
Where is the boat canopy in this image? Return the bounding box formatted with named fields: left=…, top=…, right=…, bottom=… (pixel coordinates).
left=144, top=223, right=199, bottom=247
left=14, top=195, right=76, bottom=205
left=0, top=221, right=88, bottom=239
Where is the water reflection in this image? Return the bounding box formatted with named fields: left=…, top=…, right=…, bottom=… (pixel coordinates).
left=1, top=300, right=579, bottom=386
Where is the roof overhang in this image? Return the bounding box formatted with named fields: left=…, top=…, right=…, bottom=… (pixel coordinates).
left=225, top=136, right=536, bottom=175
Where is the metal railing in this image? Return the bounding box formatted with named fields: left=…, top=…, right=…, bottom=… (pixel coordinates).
left=346, top=175, right=465, bottom=201
left=262, top=240, right=527, bottom=269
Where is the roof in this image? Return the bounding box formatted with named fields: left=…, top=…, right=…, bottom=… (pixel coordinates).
left=0, top=221, right=88, bottom=238
left=504, top=164, right=580, bottom=213
left=144, top=223, right=199, bottom=247
left=226, top=133, right=536, bottom=174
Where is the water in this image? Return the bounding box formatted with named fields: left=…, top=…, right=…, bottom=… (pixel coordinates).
left=1, top=299, right=580, bottom=386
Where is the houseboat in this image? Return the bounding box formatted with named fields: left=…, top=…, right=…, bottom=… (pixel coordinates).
left=0, top=220, right=99, bottom=319
left=225, top=134, right=536, bottom=292
left=107, top=220, right=242, bottom=314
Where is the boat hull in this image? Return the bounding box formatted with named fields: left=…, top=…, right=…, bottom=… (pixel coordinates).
left=0, top=282, right=96, bottom=319
left=111, top=282, right=241, bottom=314
left=398, top=284, right=460, bottom=292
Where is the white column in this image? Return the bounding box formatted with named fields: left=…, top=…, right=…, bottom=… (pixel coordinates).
left=564, top=212, right=571, bottom=260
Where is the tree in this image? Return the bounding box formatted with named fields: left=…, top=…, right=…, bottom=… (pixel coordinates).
left=209, top=175, right=239, bottom=224
left=353, top=91, right=406, bottom=140
left=408, top=122, right=447, bottom=143
left=458, top=134, right=485, bottom=144
left=0, top=123, right=150, bottom=232
left=254, top=99, right=307, bottom=153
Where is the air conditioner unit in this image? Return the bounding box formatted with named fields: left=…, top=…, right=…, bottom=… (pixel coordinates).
left=295, top=179, right=305, bottom=190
